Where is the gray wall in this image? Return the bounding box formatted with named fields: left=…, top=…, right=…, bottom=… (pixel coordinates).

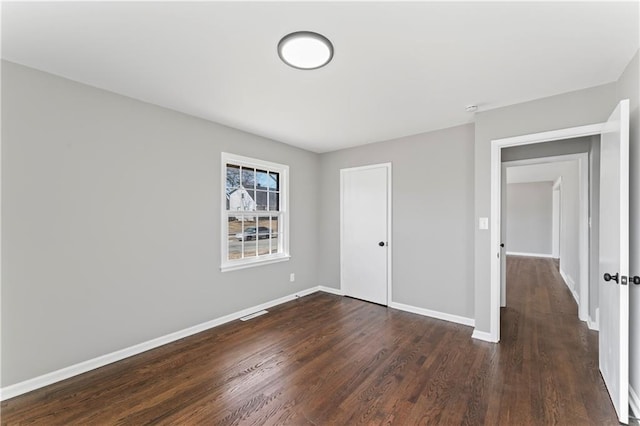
left=473, top=82, right=617, bottom=332
left=616, top=51, right=640, bottom=404
left=506, top=182, right=553, bottom=256
left=501, top=137, right=592, bottom=162
left=556, top=163, right=580, bottom=298
left=1, top=61, right=320, bottom=387
left=318, top=124, right=475, bottom=319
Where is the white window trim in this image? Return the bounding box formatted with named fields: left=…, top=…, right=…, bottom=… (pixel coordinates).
left=221, top=152, right=290, bottom=272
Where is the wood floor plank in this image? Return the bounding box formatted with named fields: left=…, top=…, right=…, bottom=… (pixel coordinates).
left=1, top=257, right=622, bottom=425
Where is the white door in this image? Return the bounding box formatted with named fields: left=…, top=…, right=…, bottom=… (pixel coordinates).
left=341, top=164, right=390, bottom=305
left=599, top=99, right=629, bottom=424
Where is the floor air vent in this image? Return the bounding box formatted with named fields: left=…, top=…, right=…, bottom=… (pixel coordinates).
left=240, top=310, right=269, bottom=321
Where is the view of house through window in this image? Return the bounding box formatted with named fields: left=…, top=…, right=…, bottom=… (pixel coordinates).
left=222, top=153, right=289, bottom=270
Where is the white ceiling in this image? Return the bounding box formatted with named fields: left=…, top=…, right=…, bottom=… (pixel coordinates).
left=2, top=2, right=638, bottom=153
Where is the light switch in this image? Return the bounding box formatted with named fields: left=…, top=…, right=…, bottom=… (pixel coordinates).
left=479, top=217, right=489, bottom=230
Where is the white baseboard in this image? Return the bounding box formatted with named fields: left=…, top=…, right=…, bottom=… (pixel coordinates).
left=388, top=302, right=475, bottom=327
left=570, top=288, right=579, bottom=304
left=559, top=268, right=570, bottom=288
left=506, top=251, right=555, bottom=258
left=471, top=329, right=499, bottom=343
left=318, top=285, right=344, bottom=296
left=630, top=386, right=640, bottom=419
left=558, top=268, right=580, bottom=304
left=1, top=286, right=323, bottom=401
left=588, top=308, right=599, bottom=331
left=559, top=268, right=568, bottom=284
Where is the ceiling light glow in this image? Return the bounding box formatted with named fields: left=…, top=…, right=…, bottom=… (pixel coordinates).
left=278, top=32, right=333, bottom=70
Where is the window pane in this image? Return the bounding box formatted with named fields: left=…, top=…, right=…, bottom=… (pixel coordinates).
left=271, top=216, right=280, bottom=254
left=243, top=238, right=257, bottom=258
left=227, top=216, right=242, bottom=260
left=229, top=186, right=255, bottom=213
left=257, top=217, right=271, bottom=236
left=271, top=215, right=280, bottom=234
left=256, top=169, right=270, bottom=190
left=255, top=191, right=268, bottom=210
left=269, top=172, right=279, bottom=191
left=241, top=167, right=255, bottom=189
left=268, top=192, right=279, bottom=211
left=226, top=165, right=240, bottom=210
left=257, top=216, right=272, bottom=255
left=226, top=165, right=240, bottom=191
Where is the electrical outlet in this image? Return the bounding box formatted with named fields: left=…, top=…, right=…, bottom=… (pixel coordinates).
left=290, top=273, right=295, bottom=282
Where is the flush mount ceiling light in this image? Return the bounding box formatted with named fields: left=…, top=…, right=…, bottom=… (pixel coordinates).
left=278, top=31, right=333, bottom=70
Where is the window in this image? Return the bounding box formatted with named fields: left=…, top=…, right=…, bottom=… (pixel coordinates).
left=221, top=153, right=289, bottom=271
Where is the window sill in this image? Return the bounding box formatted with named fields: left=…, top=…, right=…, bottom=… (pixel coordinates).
left=220, top=255, right=291, bottom=272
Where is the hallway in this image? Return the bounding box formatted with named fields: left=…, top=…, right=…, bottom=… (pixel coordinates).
left=500, top=255, right=618, bottom=424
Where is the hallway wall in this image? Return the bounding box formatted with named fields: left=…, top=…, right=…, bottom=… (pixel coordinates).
left=506, top=182, right=553, bottom=256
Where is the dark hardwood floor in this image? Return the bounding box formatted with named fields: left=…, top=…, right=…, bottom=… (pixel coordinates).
left=2, top=257, right=620, bottom=425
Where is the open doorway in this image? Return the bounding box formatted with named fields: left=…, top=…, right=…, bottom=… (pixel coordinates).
left=501, top=153, right=590, bottom=324
left=485, top=99, right=630, bottom=424
left=485, top=123, right=604, bottom=343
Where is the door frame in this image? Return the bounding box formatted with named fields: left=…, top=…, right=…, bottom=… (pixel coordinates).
left=339, top=163, right=393, bottom=305
left=484, top=123, right=604, bottom=343
left=552, top=177, right=562, bottom=259
left=501, top=153, right=589, bottom=321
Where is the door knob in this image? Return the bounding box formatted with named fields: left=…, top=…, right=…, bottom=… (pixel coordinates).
left=604, top=272, right=619, bottom=284
left=632, top=276, right=640, bottom=285
left=378, top=241, right=385, bottom=247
